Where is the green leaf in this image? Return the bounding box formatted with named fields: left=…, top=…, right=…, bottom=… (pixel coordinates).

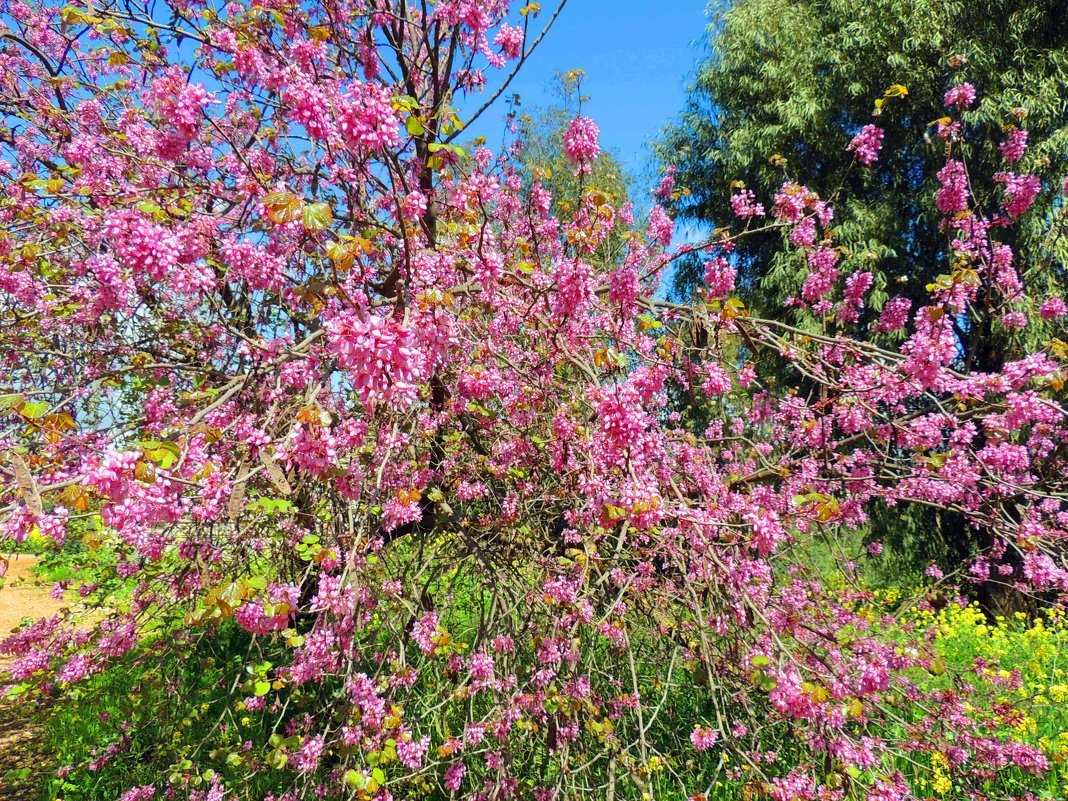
left=263, top=191, right=302, bottom=224
left=266, top=749, right=288, bottom=770
left=406, top=116, right=426, bottom=136
left=20, top=400, right=49, bottom=419
left=637, top=313, right=663, bottom=331
left=141, top=440, right=180, bottom=470
left=0, top=394, right=25, bottom=413
left=302, top=202, right=333, bottom=231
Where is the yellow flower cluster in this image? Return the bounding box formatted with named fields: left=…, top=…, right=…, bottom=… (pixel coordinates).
left=850, top=592, right=1068, bottom=793
left=909, top=603, right=1068, bottom=768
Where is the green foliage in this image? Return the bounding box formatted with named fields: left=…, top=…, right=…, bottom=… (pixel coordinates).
left=659, top=0, right=1068, bottom=345
left=41, top=625, right=259, bottom=800
left=35, top=564, right=1068, bottom=801
left=658, top=0, right=1068, bottom=588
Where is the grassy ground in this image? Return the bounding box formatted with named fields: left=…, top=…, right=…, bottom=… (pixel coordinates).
left=4, top=543, right=1068, bottom=800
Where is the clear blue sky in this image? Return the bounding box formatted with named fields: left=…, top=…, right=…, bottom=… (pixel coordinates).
left=469, top=1, right=711, bottom=187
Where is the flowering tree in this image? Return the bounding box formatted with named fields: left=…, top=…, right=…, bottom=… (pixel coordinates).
left=1, top=2, right=1067, bottom=800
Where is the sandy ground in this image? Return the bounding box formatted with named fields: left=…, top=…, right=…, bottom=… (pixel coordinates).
left=0, top=555, right=64, bottom=632
left=0, top=555, right=66, bottom=801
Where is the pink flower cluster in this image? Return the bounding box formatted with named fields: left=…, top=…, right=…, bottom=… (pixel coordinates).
left=563, top=116, right=600, bottom=174
left=944, top=82, right=977, bottom=109
left=801, top=247, right=840, bottom=303
left=936, top=160, right=969, bottom=214
left=325, top=312, right=424, bottom=409
left=837, top=270, right=874, bottom=323
left=996, top=171, right=1041, bottom=218
left=494, top=23, right=524, bottom=59
left=550, top=258, right=596, bottom=318
left=1040, top=297, right=1067, bottom=319
left=730, top=188, right=765, bottom=218
left=337, top=82, right=400, bottom=154
left=847, top=124, right=884, bottom=165
left=105, top=213, right=183, bottom=283
left=146, top=67, right=215, bottom=140
left=772, top=182, right=815, bottom=224
left=999, top=127, right=1029, bottom=164
left=690, top=725, right=718, bottom=751
left=221, top=238, right=287, bottom=292
left=646, top=205, right=674, bottom=246
left=878, top=296, right=912, bottom=333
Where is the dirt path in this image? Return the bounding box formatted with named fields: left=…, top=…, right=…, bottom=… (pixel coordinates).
left=0, top=555, right=66, bottom=801
left=0, top=555, right=65, bottom=631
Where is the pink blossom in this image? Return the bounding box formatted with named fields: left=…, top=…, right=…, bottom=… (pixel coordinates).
left=338, top=82, right=400, bottom=153
left=1001, top=310, right=1028, bottom=330
left=999, top=127, right=1028, bottom=164
left=901, top=308, right=957, bottom=389
left=646, top=205, right=674, bottom=246
left=704, top=256, right=737, bottom=298
left=397, top=734, right=430, bottom=769
left=847, top=124, right=884, bottom=165
left=1023, top=551, right=1066, bottom=589
left=608, top=266, right=639, bottom=307
left=1040, top=297, right=1067, bottom=319
left=936, top=160, right=969, bottom=214
left=656, top=167, right=677, bottom=200
left=944, top=82, right=976, bottom=109
left=838, top=270, right=874, bottom=322
left=563, top=116, right=600, bottom=174
left=444, top=761, right=466, bottom=792
left=801, top=247, right=840, bottom=302
left=550, top=258, right=596, bottom=318
left=295, top=734, right=323, bottom=772
left=325, top=312, right=424, bottom=409
left=703, top=363, right=732, bottom=395
left=746, top=509, right=785, bottom=556
left=995, top=171, right=1041, bottom=218
left=147, top=67, right=214, bottom=140
left=730, top=189, right=765, bottom=218
left=494, top=24, right=524, bottom=60
left=772, top=182, right=813, bottom=224
left=411, top=611, right=441, bottom=655
left=690, top=725, right=718, bottom=751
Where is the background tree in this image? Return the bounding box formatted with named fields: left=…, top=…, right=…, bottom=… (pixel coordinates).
left=660, top=0, right=1068, bottom=328
left=509, top=70, right=635, bottom=268
left=658, top=0, right=1068, bottom=594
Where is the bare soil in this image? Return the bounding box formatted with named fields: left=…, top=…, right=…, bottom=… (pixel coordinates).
left=0, top=555, right=66, bottom=801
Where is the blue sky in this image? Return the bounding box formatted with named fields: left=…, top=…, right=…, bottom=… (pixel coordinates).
left=469, top=1, right=712, bottom=187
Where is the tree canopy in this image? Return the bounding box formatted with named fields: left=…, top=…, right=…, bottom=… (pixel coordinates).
left=660, top=0, right=1068, bottom=356
left=0, top=1, right=1067, bottom=800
